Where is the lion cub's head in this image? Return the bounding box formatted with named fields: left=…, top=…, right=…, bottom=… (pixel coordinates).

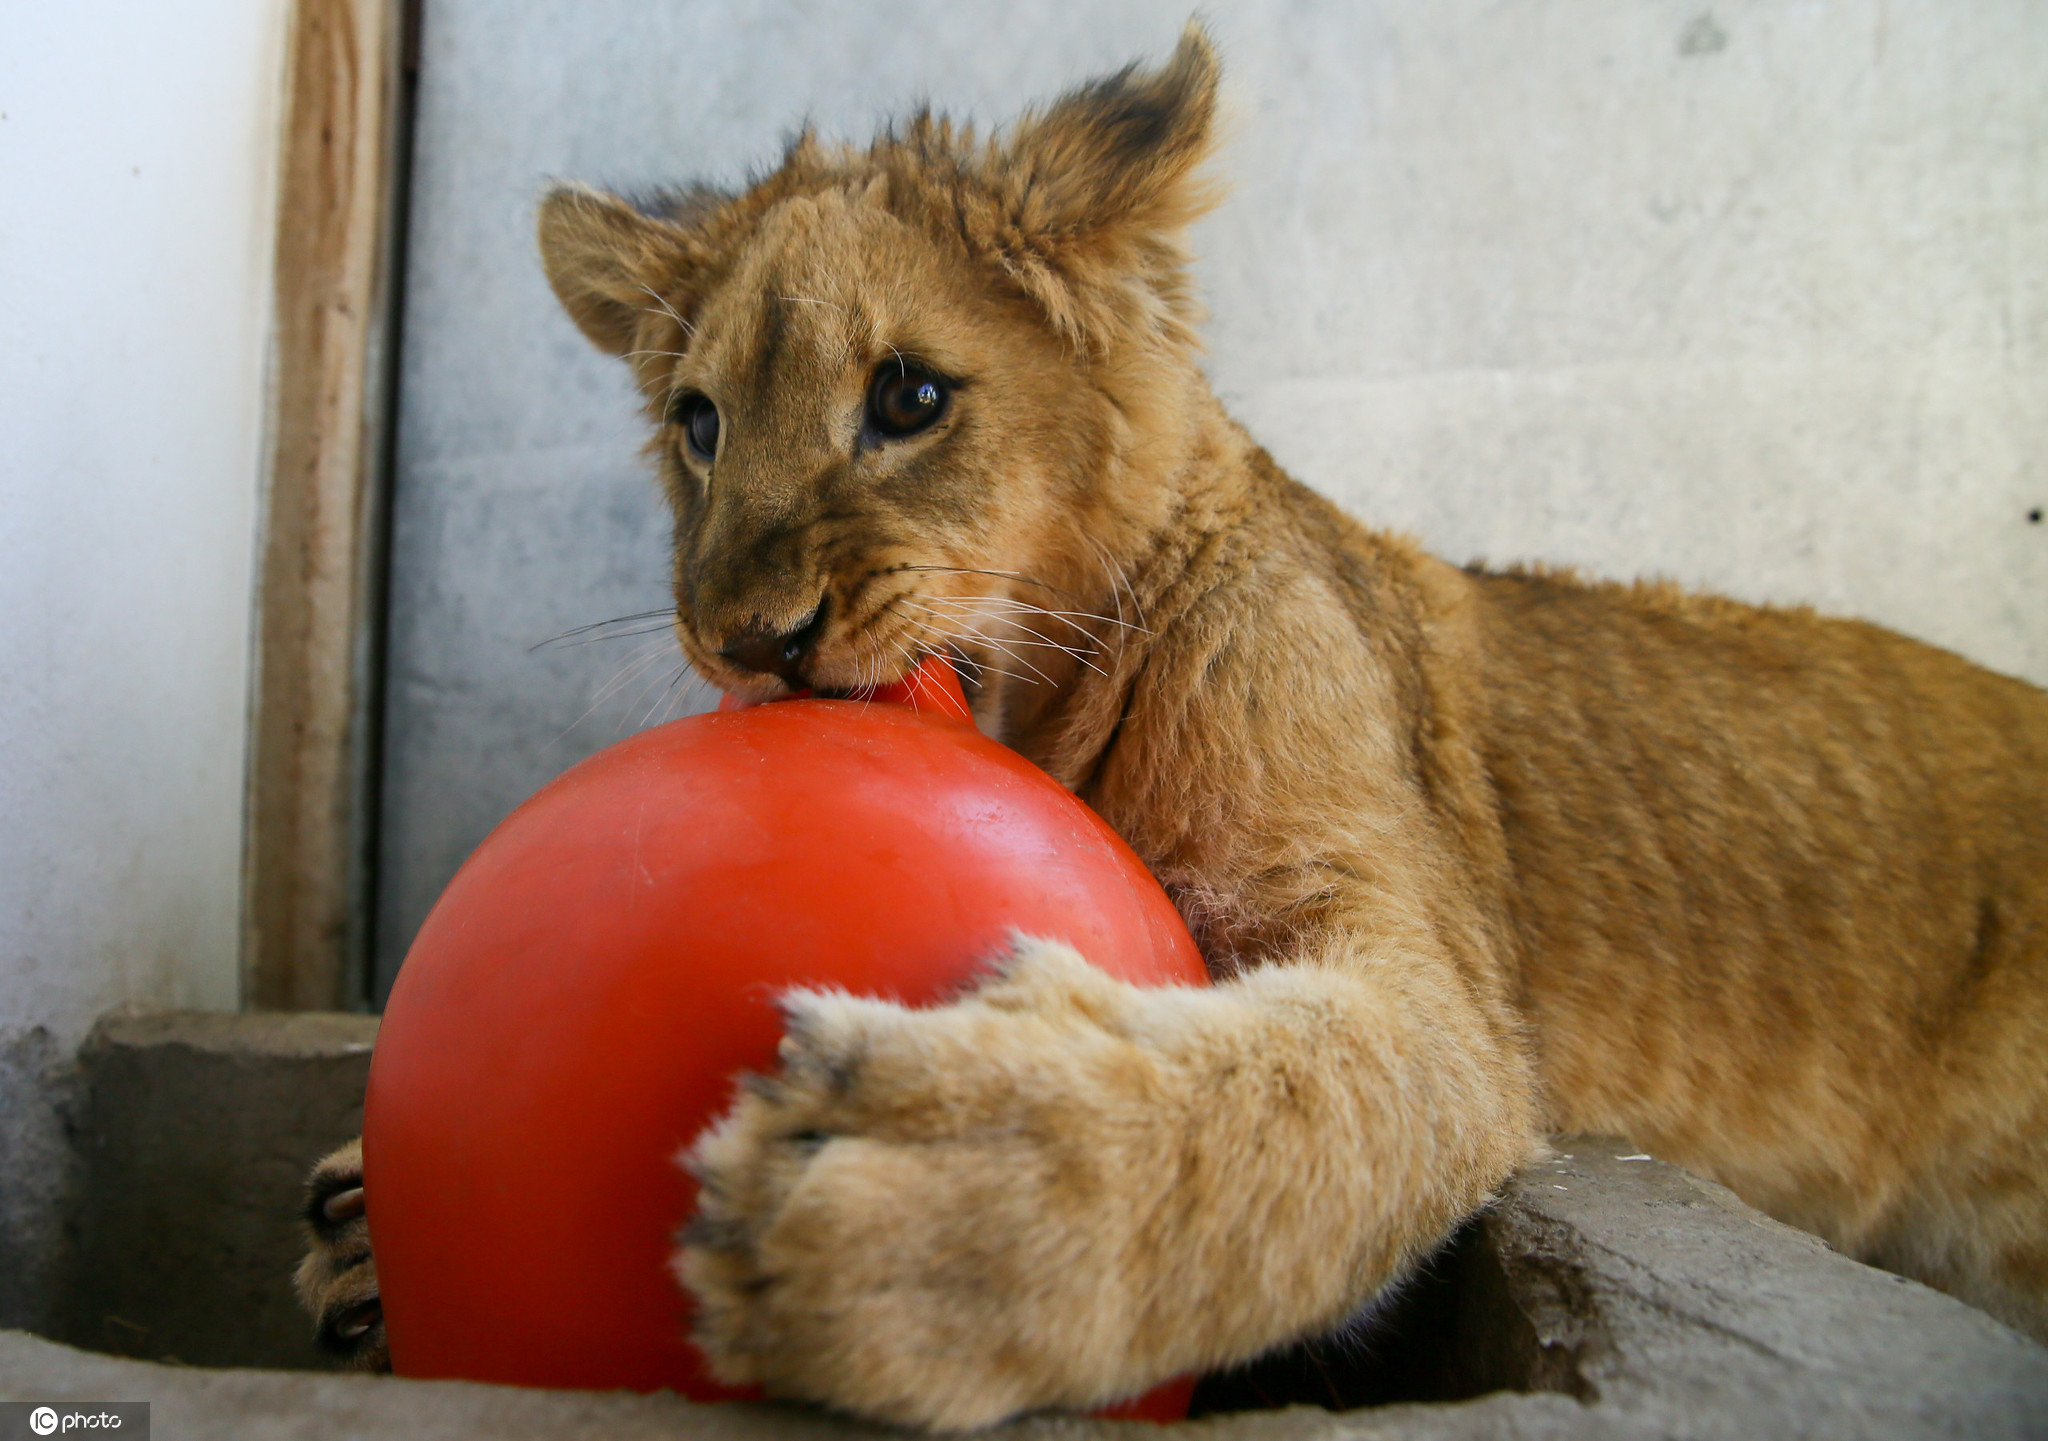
left=537, top=26, right=1221, bottom=716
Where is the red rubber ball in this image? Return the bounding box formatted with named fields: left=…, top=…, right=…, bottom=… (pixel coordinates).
left=363, top=662, right=1208, bottom=1409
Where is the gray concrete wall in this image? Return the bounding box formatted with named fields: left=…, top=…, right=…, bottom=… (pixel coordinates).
left=376, top=0, right=2047, bottom=995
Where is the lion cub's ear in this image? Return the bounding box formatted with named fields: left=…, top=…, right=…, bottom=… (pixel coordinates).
left=969, top=21, right=1218, bottom=351
left=536, top=184, right=710, bottom=356
left=1005, top=22, right=1222, bottom=245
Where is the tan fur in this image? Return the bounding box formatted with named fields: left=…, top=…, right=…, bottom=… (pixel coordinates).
left=301, top=24, right=2048, bottom=1427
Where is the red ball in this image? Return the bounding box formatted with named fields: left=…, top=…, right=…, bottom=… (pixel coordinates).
left=363, top=657, right=1207, bottom=1416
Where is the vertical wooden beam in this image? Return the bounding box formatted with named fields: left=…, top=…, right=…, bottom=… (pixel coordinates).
left=244, top=0, right=409, bottom=1010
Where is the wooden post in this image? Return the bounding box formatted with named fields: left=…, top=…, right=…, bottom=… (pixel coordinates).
left=244, top=0, right=411, bottom=1010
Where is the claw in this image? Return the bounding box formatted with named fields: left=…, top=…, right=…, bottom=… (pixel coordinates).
left=303, top=1141, right=369, bottom=1239
left=318, top=1296, right=384, bottom=1355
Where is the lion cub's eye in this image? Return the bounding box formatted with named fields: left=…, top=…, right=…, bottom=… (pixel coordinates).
left=671, top=392, right=720, bottom=462
left=866, top=365, right=950, bottom=439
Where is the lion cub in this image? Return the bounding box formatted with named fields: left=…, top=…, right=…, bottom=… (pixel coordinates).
left=299, top=24, right=2048, bottom=1429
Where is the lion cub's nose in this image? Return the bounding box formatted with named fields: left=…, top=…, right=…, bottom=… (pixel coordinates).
left=718, top=604, right=826, bottom=687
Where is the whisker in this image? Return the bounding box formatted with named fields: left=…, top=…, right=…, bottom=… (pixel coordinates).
left=907, top=598, right=1126, bottom=665
left=614, top=663, right=673, bottom=732
left=960, top=655, right=1040, bottom=688
left=948, top=627, right=1057, bottom=688
left=585, top=639, right=676, bottom=707
left=547, top=638, right=676, bottom=747
left=651, top=663, right=716, bottom=726
left=857, top=634, right=885, bottom=697
left=1082, top=532, right=1126, bottom=632
left=899, top=601, right=1109, bottom=679
left=640, top=664, right=701, bottom=729
left=539, top=623, right=678, bottom=650
left=896, top=618, right=1037, bottom=691
left=916, top=594, right=1150, bottom=635
left=636, top=285, right=696, bottom=336
left=531, top=610, right=677, bottom=651
left=872, top=633, right=923, bottom=714
left=620, top=645, right=703, bottom=730
left=885, top=565, right=1095, bottom=606
left=598, top=642, right=688, bottom=712
left=1081, top=531, right=1147, bottom=630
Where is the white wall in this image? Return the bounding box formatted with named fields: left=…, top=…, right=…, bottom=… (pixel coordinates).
left=0, top=0, right=288, bottom=1323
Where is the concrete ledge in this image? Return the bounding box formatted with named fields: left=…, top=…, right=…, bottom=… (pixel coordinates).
left=11, top=1011, right=2047, bottom=1437
left=56, top=1011, right=378, bottom=1368
left=1474, top=1148, right=2048, bottom=1433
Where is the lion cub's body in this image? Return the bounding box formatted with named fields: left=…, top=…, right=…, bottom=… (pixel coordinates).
left=299, top=25, right=2048, bottom=1426
left=1211, top=457, right=2048, bottom=1314
left=1021, top=398, right=2048, bottom=1340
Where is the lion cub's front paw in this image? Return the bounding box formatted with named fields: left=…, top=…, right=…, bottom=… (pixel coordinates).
left=294, top=1139, right=389, bottom=1370
left=679, top=938, right=1211, bottom=1431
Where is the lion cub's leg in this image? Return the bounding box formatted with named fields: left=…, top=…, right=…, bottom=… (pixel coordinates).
left=680, top=935, right=1537, bottom=1430
left=295, top=1138, right=389, bottom=1369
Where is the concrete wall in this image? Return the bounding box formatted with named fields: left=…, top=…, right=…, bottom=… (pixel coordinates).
left=1217, top=1, right=2047, bottom=680
left=0, top=2, right=288, bottom=1327
left=375, top=0, right=2046, bottom=994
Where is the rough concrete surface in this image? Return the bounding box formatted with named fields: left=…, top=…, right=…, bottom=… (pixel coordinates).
left=9, top=1049, right=2046, bottom=1441
left=0, top=1026, right=83, bottom=1336
left=54, top=1011, right=378, bottom=1370
left=1479, top=1149, right=2048, bottom=1435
